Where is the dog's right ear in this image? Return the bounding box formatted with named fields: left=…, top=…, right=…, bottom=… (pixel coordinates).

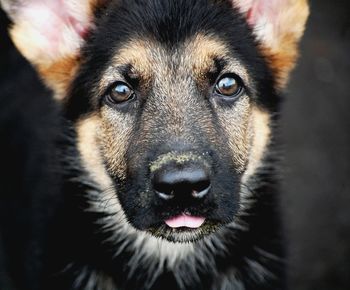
left=0, top=0, right=107, bottom=100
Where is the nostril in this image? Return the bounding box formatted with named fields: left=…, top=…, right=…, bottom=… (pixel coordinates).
left=153, top=181, right=176, bottom=200
left=191, top=179, right=211, bottom=198
left=152, top=165, right=211, bottom=200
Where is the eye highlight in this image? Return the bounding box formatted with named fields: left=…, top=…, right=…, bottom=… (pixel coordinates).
left=214, top=74, right=243, bottom=98
left=105, top=81, right=135, bottom=105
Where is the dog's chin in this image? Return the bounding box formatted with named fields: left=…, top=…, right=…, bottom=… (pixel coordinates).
left=147, top=220, right=221, bottom=243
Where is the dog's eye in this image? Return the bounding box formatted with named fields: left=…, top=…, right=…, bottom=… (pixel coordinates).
left=215, top=74, right=243, bottom=98
left=106, top=82, right=134, bottom=104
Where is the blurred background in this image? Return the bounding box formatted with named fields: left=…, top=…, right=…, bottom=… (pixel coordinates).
left=282, top=0, right=350, bottom=289
left=1, top=0, right=350, bottom=289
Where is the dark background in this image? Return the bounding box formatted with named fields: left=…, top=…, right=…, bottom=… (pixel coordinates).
left=282, top=0, right=350, bottom=289
left=1, top=0, right=350, bottom=289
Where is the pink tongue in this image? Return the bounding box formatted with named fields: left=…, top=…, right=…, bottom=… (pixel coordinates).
left=165, top=214, right=205, bottom=228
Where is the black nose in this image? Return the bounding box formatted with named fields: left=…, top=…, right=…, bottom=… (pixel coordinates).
left=152, top=164, right=211, bottom=200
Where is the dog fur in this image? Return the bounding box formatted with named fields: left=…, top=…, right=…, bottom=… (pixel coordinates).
left=0, top=0, right=309, bottom=289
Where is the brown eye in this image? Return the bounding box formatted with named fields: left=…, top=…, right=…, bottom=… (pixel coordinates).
left=215, top=74, right=243, bottom=97
left=106, top=82, right=134, bottom=104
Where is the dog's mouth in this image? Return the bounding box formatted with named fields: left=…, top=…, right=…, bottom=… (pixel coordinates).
left=147, top=213, right=221, bottom=243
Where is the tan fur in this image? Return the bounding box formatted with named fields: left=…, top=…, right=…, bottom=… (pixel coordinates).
left=216, top=95, right=252, bottom=173
left=99, top=106, right=135, bottom=180
left=242, top=107, right=271, bottom=183
left=185, top=33, right=229, bottom=78
left=113, top=40, right=154, bottom=75
left=38, top=56, right=79, bottom=101
left=184, top=33, right=251, bottom=87
left=76, top=109, right=134, bottom=183
left=76, top=114, right=114, bottom=189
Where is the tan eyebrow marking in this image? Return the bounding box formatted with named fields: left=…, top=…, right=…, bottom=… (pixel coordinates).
left=183, top=33, right=251, bottom=89
left=99, top=39, right=156, bottom=94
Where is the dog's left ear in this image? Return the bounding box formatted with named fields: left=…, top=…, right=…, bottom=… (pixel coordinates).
left=0, top=0, right=107, bottom=100
left=232, top=0, right=309, bottom=89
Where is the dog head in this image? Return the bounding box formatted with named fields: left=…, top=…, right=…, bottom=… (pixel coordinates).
left=2, top=0, right=309, bottom=243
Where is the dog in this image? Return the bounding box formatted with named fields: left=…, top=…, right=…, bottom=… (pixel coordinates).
left=0, top=0, right=309, bottom=289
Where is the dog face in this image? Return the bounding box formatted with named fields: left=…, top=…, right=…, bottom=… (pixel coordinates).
left=88, top=35, right=256, bottom=242
left=1, top=0, right=309, bottom=243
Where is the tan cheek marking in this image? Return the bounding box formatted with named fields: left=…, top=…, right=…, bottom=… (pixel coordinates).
left=76, top=115, right=114, bottom=189
left=216, top=96, right=251, bottom=173
left=99, top=107, right=134, bottom=180
left=242, top=106, right=271, bottom=183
